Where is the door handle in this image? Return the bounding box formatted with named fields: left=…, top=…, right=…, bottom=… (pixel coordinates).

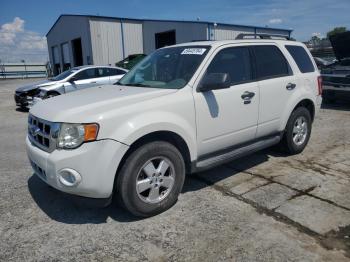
left=241, top=91, right=255, bottom=104
left=286, top=83, right=296, bottom=90
left=90, top=81, right=97, bottom=84
left=241, top=91, right=255, bottom=99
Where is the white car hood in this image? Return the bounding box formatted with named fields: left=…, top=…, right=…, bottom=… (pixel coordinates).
left=30, top=85, right=177, bottom=123
left=16, top=79, right=61, bottom=92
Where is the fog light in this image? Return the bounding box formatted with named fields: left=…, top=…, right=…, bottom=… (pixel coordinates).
left=58, top=168, right=81, bottom=187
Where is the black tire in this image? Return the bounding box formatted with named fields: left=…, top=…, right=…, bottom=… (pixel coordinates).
left=280, top=107, right=312, bottom=155
left=116, top=141, right=185, bottom=217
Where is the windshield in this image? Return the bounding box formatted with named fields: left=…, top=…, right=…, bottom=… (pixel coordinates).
left=117, top=46, right=210, bottom=89
left=50, top=68, right=79, bottom=81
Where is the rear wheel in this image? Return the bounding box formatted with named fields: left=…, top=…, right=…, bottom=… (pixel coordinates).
left=280, top=107, right=312, bottom=154
left=116, top=141, right=185, bottom=217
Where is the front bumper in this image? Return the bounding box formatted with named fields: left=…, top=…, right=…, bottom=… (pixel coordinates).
left=26, top=136, right=129, bottom=199
left=14, top=93, right=32, bottom=107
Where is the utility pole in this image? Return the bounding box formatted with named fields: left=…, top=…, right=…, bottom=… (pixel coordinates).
left=21, top=59, right=27, bottom=78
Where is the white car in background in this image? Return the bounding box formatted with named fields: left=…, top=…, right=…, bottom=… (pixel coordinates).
left=37, top=65, right=128, bottom=99
left=15, top=65, right=127, bottom=107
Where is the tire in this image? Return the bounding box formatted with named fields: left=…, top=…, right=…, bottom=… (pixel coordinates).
left=116, top=141, right=185, bottom=217
left=280, top=107, right=312, bottom=155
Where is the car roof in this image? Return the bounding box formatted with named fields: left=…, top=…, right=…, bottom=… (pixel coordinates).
left=71, top=65, right=127, bottom=71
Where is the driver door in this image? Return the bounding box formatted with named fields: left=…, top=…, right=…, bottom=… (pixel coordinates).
left=193, top=46, right=259, bottom=156
left=64, top=68, right=97, bottom=92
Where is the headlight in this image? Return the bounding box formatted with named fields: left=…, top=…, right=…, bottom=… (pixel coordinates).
left=57, top=123, right=99, bottom=149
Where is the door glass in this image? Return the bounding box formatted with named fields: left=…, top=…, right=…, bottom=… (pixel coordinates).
left=253, top=45, right=291, bottom=80
left=205, top=47, right=252, bottom=85
left=285, top=45, right=315, bottom=73
left=75, top=68, right=97, bottom=80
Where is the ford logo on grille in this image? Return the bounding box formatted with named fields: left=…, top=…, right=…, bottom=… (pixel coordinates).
left=30, top=125, right=41, bottom=136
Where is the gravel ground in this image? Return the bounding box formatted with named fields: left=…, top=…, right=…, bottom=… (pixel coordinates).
left=1, top=78, right=350, bottom=261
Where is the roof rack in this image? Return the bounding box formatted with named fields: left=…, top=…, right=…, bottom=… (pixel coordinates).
left=236, top=33, right=291, bottom=40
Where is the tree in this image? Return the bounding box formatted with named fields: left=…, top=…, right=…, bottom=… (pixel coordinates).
left=327, top=27, right=347, bottom=38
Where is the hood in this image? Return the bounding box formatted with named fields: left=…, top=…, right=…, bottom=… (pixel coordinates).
left=30, top=85, right=178, bottom=122
left=330, top=31, right=350, bottom=61
left=16, top=79, right=59, bottom=92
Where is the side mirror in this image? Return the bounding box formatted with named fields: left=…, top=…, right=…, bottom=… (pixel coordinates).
left=197, top=73, right=231, bottom=92
left=69, top=76, right=77, bottom=83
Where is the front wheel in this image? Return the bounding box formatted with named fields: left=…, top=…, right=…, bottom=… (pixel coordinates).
left=280, top=107, right=312, bottom=154
left=116, top=141, right=185, bottom=217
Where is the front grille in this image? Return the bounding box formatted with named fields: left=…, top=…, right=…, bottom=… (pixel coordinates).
left=28, top=114, right=59, bottom=153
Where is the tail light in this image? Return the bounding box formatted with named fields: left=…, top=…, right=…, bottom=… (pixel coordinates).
left=317, top=76, right=323, bottom=95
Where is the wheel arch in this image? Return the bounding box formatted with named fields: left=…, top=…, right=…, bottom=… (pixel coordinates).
left=293, top=99, right=315, bottom=122
left=115, top=131, right=193, bottom=184
left=280, top=97, right=316, bottom=131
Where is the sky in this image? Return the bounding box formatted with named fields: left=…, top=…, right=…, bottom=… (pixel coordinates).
left=0, top=0, right=349, bottom=63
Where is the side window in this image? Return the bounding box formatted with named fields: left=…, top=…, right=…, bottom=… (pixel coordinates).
left=205, top=47, right=252, bottom=85
left=96, top=68, right=106, bottom=77
left=75, top=68, right=97, bottom=80
left=253, top=45, right=291, bottom=80
left=285, top=45, right=315, bottom=73
left=109, top=68, right=126, bottom=76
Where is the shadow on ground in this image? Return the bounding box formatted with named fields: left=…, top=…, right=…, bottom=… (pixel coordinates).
left=28, top=149, right=276, bottom=224
left=15, top=107, right=29, bottom=113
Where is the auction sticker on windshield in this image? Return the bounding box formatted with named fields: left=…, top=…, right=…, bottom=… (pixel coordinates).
left=181, top=48, right=207, bottom=55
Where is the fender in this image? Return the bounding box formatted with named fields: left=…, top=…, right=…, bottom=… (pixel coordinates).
left=39, top=83, right=65, bottom=95
left=279, top=87, right=316, bottom=131
left=100, top=110, right=198, bottom=162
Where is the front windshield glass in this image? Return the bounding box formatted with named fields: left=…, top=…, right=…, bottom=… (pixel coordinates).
left=50, top=68, right=78, bottom=81
left=117, top=46, right=210, bottom=89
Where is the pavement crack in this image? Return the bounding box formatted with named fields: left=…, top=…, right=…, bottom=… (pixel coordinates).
left=225, top=165, right=350, bottom=212
left=190, top=173, right=350, bottom=257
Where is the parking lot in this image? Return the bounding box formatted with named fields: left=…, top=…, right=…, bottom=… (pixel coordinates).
left=1, top=78, right=350, bottom=261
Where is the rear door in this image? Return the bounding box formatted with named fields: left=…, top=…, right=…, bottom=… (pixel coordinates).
left=252, top=44, right=296, bottom=138
left=284, top=45, right=318, bottom=95
left=108, top=68, right=127, bottom=84
left=95, top=68, right=111, bottom=85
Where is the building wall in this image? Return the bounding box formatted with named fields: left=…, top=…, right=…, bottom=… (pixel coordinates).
left=89, top=18, right=143, bottom=65
left=47, top=15, right=292, bottom=70
left=255, top=27, right=290, bottom=37
left=89, top=18, right=123, bottom=65
left=122, top=20, right=144, bottom=57
left=209, top=24, right=255, bottom=40
left=142, top=21, right=207, bottom=54
left=209, top=24, right=290, bottom=40
left=46, top=16, right=93, bottom=72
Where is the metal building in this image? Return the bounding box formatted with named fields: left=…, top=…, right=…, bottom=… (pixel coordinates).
left=46, top=14, right=292, bottom=74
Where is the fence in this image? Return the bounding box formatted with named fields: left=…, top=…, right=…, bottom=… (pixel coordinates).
left=0, top=63, right=48, bottom=79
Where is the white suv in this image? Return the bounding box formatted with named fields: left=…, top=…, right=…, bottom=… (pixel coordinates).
left=26, top=38, right=322, bottom=217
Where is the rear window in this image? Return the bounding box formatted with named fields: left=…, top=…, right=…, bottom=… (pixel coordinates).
left=253, top=45, right=291, bottom=80
left=285, top=45, right=315, bottom=73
